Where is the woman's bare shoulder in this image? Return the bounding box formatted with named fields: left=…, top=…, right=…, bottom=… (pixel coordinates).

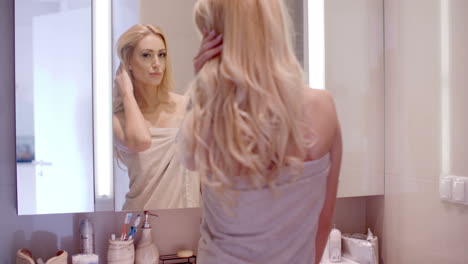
left=303, top=88, right=336, bottom=115
left=303, top=88, right=339, bottom=160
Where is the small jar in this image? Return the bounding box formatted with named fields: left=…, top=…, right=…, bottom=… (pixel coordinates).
left=107, top=239, right=135, bottom=264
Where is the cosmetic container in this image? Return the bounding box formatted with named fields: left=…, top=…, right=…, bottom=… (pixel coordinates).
left=79, top=219, right=95, bottom=254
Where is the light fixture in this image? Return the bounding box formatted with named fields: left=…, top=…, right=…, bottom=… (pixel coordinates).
left=306, top=0, right=325, bottom=90
left=93, top=0, right=113, bottom=202
left=440, top=0, right=450, bottom=176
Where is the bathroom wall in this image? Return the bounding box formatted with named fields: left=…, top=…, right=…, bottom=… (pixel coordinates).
left=325, top=0, right=385, bottom=198
left=366, top=0, right=468, bottom=263
left=0, top=0, right=367, bottom=262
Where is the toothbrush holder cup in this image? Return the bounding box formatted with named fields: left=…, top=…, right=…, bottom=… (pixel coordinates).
left=107, top=239, right=135, bottom=264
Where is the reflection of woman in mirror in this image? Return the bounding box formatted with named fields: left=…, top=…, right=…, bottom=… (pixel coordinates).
left=113, top=24, right=199, bottom=210
left=180, top=0, right=342, bottom=263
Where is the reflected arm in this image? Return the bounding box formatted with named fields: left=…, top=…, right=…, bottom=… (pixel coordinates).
left=113, top=93, right=151, bottom=153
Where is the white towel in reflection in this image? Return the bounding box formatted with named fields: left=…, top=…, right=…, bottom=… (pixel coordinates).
left=119, top=127, right=200, bottom=210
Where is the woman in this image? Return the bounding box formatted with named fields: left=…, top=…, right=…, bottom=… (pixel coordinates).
left=113, top=24, right=199, bottom=210
left=180, top=0, right=342, bottom=263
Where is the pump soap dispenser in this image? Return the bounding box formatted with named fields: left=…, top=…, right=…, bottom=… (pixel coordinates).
left=135, top=211, right=159, bottom=264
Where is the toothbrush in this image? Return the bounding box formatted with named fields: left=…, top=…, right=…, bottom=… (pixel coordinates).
left=121, top=213, right=133, bottom=240
left=127, top=214, right=141, bottom=240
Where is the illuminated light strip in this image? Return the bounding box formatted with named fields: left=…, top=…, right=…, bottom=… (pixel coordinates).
left=440, top=0, right=450, bottom=176
left=93, top=0, right=113, bottom=198
left=307, top=0, right=325, bottom=90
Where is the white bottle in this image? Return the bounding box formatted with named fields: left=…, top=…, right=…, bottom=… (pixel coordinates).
left=329, top=226, right=342, bottom=263
left=135, top=212, right=159, bottom=264
left=79, top=219, right=94, bottom=254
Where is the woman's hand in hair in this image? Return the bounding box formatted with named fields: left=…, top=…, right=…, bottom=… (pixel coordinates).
left=193, top=30, right=223, bottom=74
left=115, top=63, right=134, bottom=98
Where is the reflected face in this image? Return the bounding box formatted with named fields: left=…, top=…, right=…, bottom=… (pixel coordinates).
left=129, top=34, right=167, bottom=87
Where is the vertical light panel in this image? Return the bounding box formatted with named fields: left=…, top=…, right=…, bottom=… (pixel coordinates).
left=307, top=0, right=325, bottom=89
left=440, top=0, right=450, bottom=176
left=93, top=0, right=113, bottom=209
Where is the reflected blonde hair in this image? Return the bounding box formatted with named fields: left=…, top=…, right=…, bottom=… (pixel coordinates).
left=182, top=0, right=308, bottom=202
left=113, top=24, right=175, bottom=113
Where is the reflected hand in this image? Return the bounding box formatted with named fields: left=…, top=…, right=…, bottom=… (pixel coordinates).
left=115, top=64, right=134, bottom=98
left=193, top=30, right=223, bottom=74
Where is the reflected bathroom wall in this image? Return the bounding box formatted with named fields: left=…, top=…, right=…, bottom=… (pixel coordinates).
left=15, top=0, right=94, bottom=215
left=139, top=0, right=200, bottom=95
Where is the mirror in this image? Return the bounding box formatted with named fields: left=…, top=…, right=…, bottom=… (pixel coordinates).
left=112, top=0, right=201, bottom=211
left=15, top=0, right=94, bottom=215
left=15, top=0, right=384, bottom=215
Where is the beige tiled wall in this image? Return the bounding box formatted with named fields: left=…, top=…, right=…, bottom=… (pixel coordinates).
left=367, top=0, right=468, bottom=263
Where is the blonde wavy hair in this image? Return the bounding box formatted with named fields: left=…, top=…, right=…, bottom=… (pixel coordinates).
left=113, top=24, right=175, bottom=113
left=181, top=0, right=309, bottom=201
